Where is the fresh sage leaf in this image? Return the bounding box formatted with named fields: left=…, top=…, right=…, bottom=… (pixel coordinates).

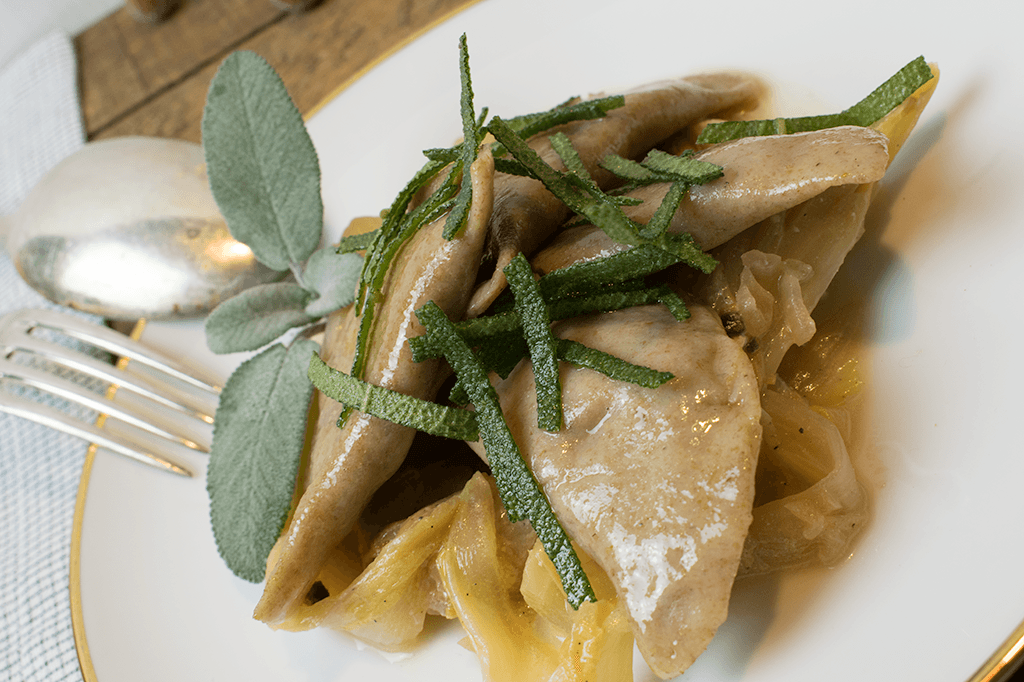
left=206, top=282, right=315, bottom=354
left=302, top=247, right=362, bottom=317
left=207, top=339, right=318, bottom=582
left=202, top=51, right=323, bottom=271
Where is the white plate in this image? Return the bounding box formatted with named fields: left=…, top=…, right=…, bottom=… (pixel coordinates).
left=72, top=0, right=1024, bottom=680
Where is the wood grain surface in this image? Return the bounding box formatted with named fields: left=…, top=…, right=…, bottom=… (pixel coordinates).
left=75, top=0, right=477, bottom=143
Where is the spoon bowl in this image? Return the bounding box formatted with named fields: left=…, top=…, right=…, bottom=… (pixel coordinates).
left=3, top=136, right=280, bottom=321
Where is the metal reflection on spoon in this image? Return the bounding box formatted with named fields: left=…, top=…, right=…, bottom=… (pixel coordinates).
left=3, top=136, right=281, bottom=321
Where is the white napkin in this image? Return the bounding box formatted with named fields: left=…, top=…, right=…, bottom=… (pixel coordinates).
left=0, top=30, right=90, bottom=682
left=0, top=29, right=85, bottom=217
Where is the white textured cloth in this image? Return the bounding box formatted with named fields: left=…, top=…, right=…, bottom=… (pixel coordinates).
left=0, top=30, right=85, bottom=217
left=1, top=31, right=90, bottom=682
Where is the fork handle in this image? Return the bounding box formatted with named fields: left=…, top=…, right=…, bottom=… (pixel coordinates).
left=0, top=391, right=191, bottom=477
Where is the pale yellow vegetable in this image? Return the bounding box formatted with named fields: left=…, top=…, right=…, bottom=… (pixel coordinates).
left=436, top=475, right=561, bottom=679
left=520, top=543, right=634, bottom=682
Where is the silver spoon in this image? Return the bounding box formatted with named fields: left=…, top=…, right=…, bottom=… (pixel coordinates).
left=1, top=136, right=280, bottom=321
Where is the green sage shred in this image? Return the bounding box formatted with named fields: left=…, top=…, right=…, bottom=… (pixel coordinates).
left=642, top=150, right=724, bottom=184
left=549, top=132, right=595, bottom=185
left=414, top=301, right=595, bottom=609
left=349, top=165, right=459, bottom=383
left=655, top=285, right=691, bottom=321
left=557, top=339, right=673, bottom=388
left=423, top=146, right=461, bottom=163
left=493, top=157, right=534, bottom=178
left=308, top=353, right=479, bottom=441
left=337, top=230, right=378, bottom=253
left=505, top=254, right=562, bottom=433
left=696, top=56, right=934, bottom=144
left=443, top=34, right=484, bottom=240
left=487, top=116, right=718, bottom=276
left=639, top=182, right=686, bottom=240
left=601, top=150, right=723, bottom=192
left=537, top=246, right=678, bottom=300
left=409, top=284, right=677, bottom=362
left=490, top=94, right=625, bottom=158
left=546, top=286, right=672, bottom=322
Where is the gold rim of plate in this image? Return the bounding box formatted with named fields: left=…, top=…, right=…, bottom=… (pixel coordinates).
left=70, top=317, right=148, bottom=682
left=67, top=9, right=1024, bottom=680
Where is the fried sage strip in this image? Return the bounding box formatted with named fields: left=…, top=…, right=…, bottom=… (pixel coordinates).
left=442, top=34, right=486, bottom=240
left=696, top=56, right=934, bottom=143
left=448, top=334, right=675, bottom=405
left=307, top=353, right=479, bottom=441
left=348, top=36, right=485, bottom=387
left=601, top=149, right=724, bottom=192
left=486, top=115, right=718, bottom=272
left=557, top=338, right=673, bottom=388
left=409, top=284, right=680, bottom=362
left=489, top=94, right=625, bottom=159
left=336, top=230, right=378, bottom=253
left=415, top=300, right=596, bottom=609
left=410, top=241, right=695, bottom=363
left=347, top=155, right=454, bottom=390
left=504, top=254, right=562, bottom=433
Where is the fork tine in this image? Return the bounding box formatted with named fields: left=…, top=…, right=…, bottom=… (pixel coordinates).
left=4, top=309, right=220, bottom=395
left=0, top=308, right=219, bottom=477
left=0, top=357, right=208, bottom=452
left=3, top=330, right=217, bottom=424
left=0, top=389, right=191, bottom=477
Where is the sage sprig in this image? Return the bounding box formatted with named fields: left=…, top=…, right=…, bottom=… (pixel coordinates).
left=201, top=51, right=364, bottom=582
left=202, top=52, right=364, bottom=355
left=204, top=282, right=316, bottom=355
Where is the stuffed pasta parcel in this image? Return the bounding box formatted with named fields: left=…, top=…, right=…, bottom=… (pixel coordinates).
left=204, top=44, right=938, bottom=681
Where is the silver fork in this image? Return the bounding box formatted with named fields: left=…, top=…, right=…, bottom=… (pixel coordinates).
left=0, top=308, right=221, bottom=477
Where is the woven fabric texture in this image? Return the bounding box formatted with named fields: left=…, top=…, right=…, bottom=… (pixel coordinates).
left=1, top=30, right=89, bottom=682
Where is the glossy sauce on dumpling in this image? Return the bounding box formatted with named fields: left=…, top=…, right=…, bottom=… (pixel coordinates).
left=489, top=304, right=761, bottom=678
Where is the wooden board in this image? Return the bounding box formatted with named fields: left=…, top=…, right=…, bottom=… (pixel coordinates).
left=75, top=0, right=477, bottom=143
